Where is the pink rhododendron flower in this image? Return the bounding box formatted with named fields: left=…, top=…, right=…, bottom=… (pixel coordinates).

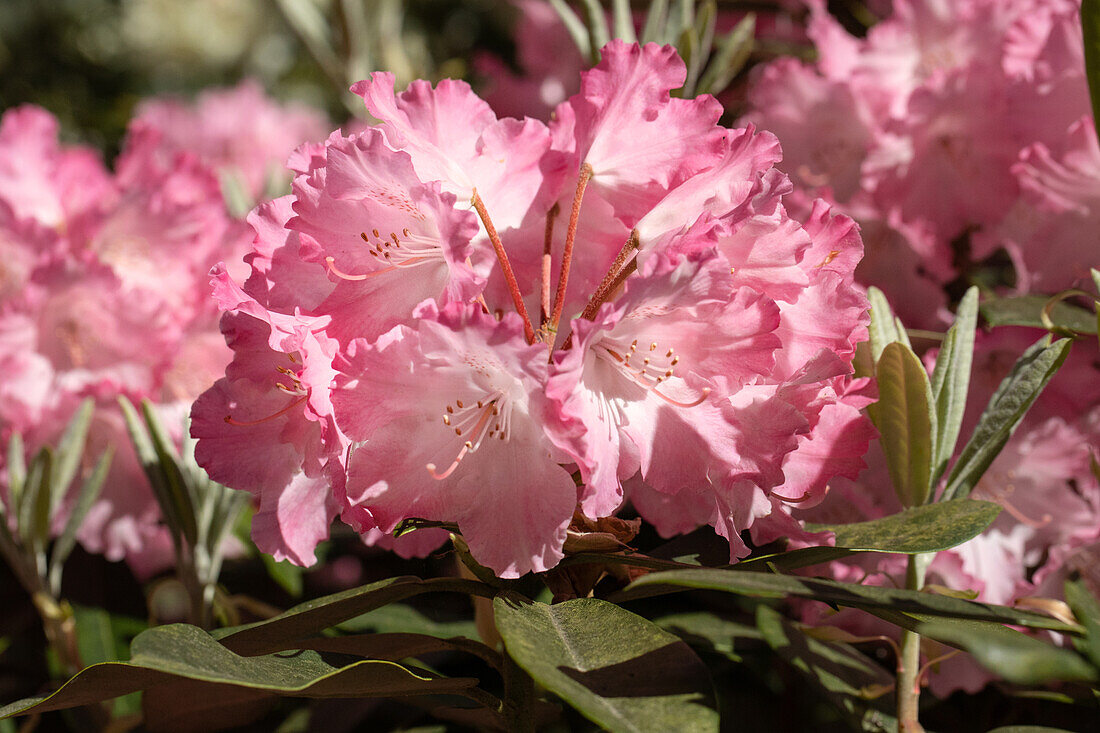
left=192, top=41, right=871, bottom=576
left=134, top=80, right=330, bottom=204
left=0, top=104, right=249, bottom=568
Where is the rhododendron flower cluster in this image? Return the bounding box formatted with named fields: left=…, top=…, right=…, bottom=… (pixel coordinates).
left=0, top=83, right=328, bottom=573
left=192, top=40, right=873, bottom=578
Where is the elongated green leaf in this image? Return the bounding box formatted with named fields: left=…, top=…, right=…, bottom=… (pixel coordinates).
left=611, top=0, right=636, bottom=43
left=621, top=569, right=1082, bottom=634
left=1064, top=580, right=1100, bottom=669
left=0, top=624, right=479, bottom=721
left=756, top=606, right=897, bottom=733
left=1083, top=0, right=1100, bottom=140
left=641, top=0, right=670, bottom=44
left=296, top=632, right=499, bottom=669
left=580, top=0, right=611, bottom=53
left=980, top=295, right=1097, bottom=334
left=930, top=287, right=978, bottom=481
left=3, top=432, right=25, bottom=519
left=943, top=338, right=1072, bottom=500
left=867, top=342, right=936, bottom=506
left=17, top=448, right=50, bottom=550
left=549, top=0, right=594, bottom=61
left=696, top=13, right=755, bottom=96
left=654, top=612, right=763, bottom=661
left=987, top=727, right=1077, bottom=733
left=867, top=287, right=907, bottom=362
left=140, top=400, right=198, bottom=546
left=494, top=593, right=718, bottom=733
left=915, top=620, right=1097, bottom=685
left=804, top=500, right=1000, bottom=554
left=50, top=398, right=94, bottom=518
left=338, top=603, right=479, bottom=640
left=49, top=448, right=113, bottom=595
left=736, top=546, right=867, bottom=571
left=217, top=576, right=496, bottom=656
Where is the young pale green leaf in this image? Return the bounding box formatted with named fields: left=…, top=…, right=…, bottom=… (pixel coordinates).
left=549, top=0, right=593, bottom=61
left=611, top=0, right=636, bottom=43
left=17, top=448, right=50, bottom=551
left=580, top=0, right=611, bottom=59
left=3, top=432, right=25, bottom=519
left=49, top=448, right=113, bottom=596
left=930, top=287, right=978, bottom=481
left=50, top=398, right=94, bottom=519
left=804, top=499, right=1000, bottom=554
left=696, top=13, right=755, bottom=96
left=942, top=338, right=1072, bottom=501
left=1064, top=580, right=1100, bottom=669
left=867, top=342, right=937, bottom=506
left=139, top=399, right=198, bottom=546
left=641, top=0, right=670, bottom=44
left=620, top=569, right=1083, bottom=634
left=1083, top=0, right=1100, bottom=141
left=216, top=576, right=496, bottom=656
left=867, top=287, right=906, bottom=362
left=756, top=606, right=897, bottom=733
left=0, top=623, right=480, bottom=721
left=118, top=397, right=180, bottom=533
left=493, top=592, right=719, bottom=733
left=980, top=295, right=1097, bottom=335
left=915, top=619, right=1097, bottom=685
left=681, top=0, right=716, bottom=96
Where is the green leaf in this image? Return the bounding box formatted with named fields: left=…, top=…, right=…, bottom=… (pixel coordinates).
left=620, top=569, right=1082, bottom=634
left=493, top=593, right=718, bottom=733
left=216, top=576, right=496, bottom=656
left=579, top=0, right=611, bottom=55
left=49, top=448, right=112, bottom=596
left=17, top=448, right=51, bottom=553
left=736, top=546, right=868, bottom=572
left=867, top=287, right=909, bottom=362
left=3, top=432, right=25, bottom=519
left=980, top=295, right=1097, bottom=334
left=943, top=338, right=1072, bottom=501
left=294, top=632, right=499, bottom=670
left=549, top=0, right=593, bottom=61
left=930, top=287, right=978, bottom=481
left=0, top=624, right=480, bottom=721
left=915, top=620, right=1097, bottom=685
left=50, top=398, right=94, bottom=518
left=140, top=399, right=198, bottom=546
left=1064, top=580, right=1100, bottom=669
left=756, top=606, right=897, bottom=733
left=867, top=342, right=936, bottom=506
left=987, top=727, right=1078, bottom=733
left=1082, top=0, right=1100, bottom=141
left=696, top=13, right=755, bottom=96
left=653, top=611, right=763, bottom=661
left=804, top=500, right=1001, bottom=554
left=611, top=0, right=636, bottom=43
left=641, top=0, right=670, bottom=44
left=338, top=603, right=479, bottom=640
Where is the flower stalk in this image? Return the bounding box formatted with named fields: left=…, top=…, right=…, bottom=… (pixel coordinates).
left=898, top=551, right=931, bottom=732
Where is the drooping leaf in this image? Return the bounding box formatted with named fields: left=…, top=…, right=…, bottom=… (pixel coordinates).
left=867, top=342, right=936, bottom=506
left=804, top=500, right=1001, bottom=554
left=493, top=592, right=719, bottom=732
left=216, top=576, right=496, bottom=656
left=620, top=569, right=1082, bottom=634
left=0, top=624, right=481, bottom=721
left=735, top=546, right=867, bottom=572
left=930, top=287, right=978, bottom=481
left=980, top=295, right=1097, bottom=335
left=915, top=620, right=1097, bottom=685
left=756, top=606, right=897, bottom=733
left=942, top=338, right=1072, bottom=501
